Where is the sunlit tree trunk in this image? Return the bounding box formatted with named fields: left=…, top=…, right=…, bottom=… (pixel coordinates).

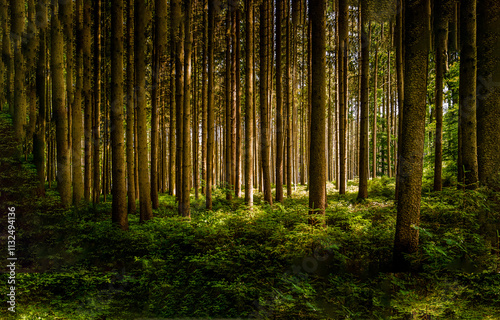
left=477, top=0, right=500, bottom=187
left=358, top=2, right=370, bottom=200
left=51, top=0, right=71, bottom=207
left=275, top=0, right=284, bottom=203
left=260, top=0, right=272, bottom=204
left=245, top=0, right=254, bottom=207
left=72, top=0, right=84, bottom=204
left=309, top=0, right=326, bottom=220
left=393, top=0, right=429, bottom=272
left=459, top=0, right=478, bottom=189
left=338, top=0, right=348, bottom=194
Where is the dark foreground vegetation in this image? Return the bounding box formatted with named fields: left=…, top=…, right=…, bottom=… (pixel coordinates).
left=1, top=113, right=500, bottom=319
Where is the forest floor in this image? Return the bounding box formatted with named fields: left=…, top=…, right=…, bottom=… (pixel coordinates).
left=1, top=112, right=500, bottom=319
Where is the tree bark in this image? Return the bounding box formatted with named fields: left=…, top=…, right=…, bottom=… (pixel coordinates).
left=72, top=0, right=84, bottom=204
left=309, top=0, right=326, bottom=220
left=110, top=0, right=128, bottom=230
left=92, top=0, right=101, bottom=204
left=206, top=0, right=215, bottom=209
left=393, top=0, right=429, bottom=272
left=358, top=3, right=370, bottom=200
left=275, top=0, right=284, bottom=203
left=477, top=0, right=500, bottom=187
left=459, top=0, right=478, bottom=189
left=338, top=0, right=348, bottom=194
left=126, top=0, right=136, bottom=213
left=260, top=0, right=272, bottom=205
left=51, top=1, right=71, bottom=207
left=245, top=0, right=254, bottom=207
left=135, top=0, right=153, bottom=221
left=11, top=0, right=26, bottom=142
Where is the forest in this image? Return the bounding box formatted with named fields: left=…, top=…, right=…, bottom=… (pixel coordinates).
left=0, top=0, right=499, bottom=318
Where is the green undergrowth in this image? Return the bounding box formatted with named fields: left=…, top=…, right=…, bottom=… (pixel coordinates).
left=1, top=113, right=499, bottom=319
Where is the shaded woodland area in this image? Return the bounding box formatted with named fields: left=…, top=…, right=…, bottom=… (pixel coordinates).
left=1, top=0, right=500, bottom=318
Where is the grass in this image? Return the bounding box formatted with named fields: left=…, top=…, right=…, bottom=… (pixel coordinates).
left=1, top=111, right=500, bottom=319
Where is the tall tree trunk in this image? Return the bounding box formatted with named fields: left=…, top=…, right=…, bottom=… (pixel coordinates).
left=286, top=0, right=292, bottom=197
left=245, top=0, right=254, bottom=207
left=394, top=0, right=404, bottom=200
left=83, top=0, right=92, bottom=202
left=372, top=47, right=378, bottom=179
left=110, top=0, right=128, bottom=230
left=459, top=0, right=478, bottom=189
left=72, top=0, right=83, bottom=204
left=206, top=0, right=214, bottom=209
left=358, top=3, right=370, bottom=200
left=260, top=0, right=272, bottom=204
left=201, top=1, right=208, bottom=196
left=126, top=0, right=136, bottom=213
left=275, top=0, right=284, bottom=203
left=338, top=0, right=348, bottom=194
left=309, top=0, right=326, bottom=219
left=34, top=0, right=48, bottom=197
left=11, top=0, right=26, bottom=142
left=181, top=0, right=192, bottom=217
left=386, top=48, right=392, bottom=178
left=51, top=1, right=71, bottom=207
left=135, top=0, right=153, bottom=221
left=393, top=0, right=429, bottom=272
left=434, top=0, right=452, bottom=191
left=92, top=0, right=101, bottom=204
left=477, top=0, right=500, bottom=187
left=225, top=9, right=233, bottom=201
left=235, top=8, right=242, bottom=199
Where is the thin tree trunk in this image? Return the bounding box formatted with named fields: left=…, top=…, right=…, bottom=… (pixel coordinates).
left=72, top=0, right=83, bottom=204
left=92, top=0, right=101, bottom=204
left=245, top=0, right=254, bottom=207
left=433, top=0, right=452, bottom=191
left=235, top=8, right=241, bottom=199
left=126, top=0, right=136, bottom=213
left=338, top=0, right=348, bottom=194
left=275, top=0, right=284, bottom=202
left=34, top=0, right=48, bottom=197
left=181, top=0, right=192, bottom=217
left=206, top=0, right=215, bottom=209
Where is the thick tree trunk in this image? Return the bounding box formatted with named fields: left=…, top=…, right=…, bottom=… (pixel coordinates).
left=260, top=0, right=272, bottom=204
left=135, top=0, right=153, bottom=221
left=459, top=0, right=478, bottom=189
left=393, top=0, right=429, bottom=272
left=110, top=0, right=128, bottom=230
left=477, top=0, right=500, bottom=187
left=309, top=0, right=326, bottom=220
left=11, top=0, right=26, bottom=142
left=358, top=3, right=370, bottom=200
left=51, top=2, right=71, bottom=207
